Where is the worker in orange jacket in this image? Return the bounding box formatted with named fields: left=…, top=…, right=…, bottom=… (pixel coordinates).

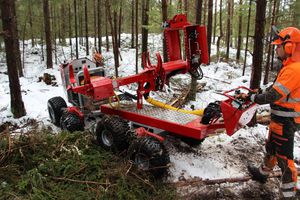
left=238, top=27, right=300, bottom=199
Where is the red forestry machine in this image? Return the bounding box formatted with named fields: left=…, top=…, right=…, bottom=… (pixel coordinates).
left=47, top=15, right=257, bottom=177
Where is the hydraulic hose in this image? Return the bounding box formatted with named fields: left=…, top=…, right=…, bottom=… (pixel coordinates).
left=145, top=96, right=204, bottom=116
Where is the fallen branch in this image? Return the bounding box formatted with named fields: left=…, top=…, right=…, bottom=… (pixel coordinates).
left=204, top=76, right=231, bottom=84
left=130, top=172, right=156, bottom=191
left=172, top=168, right=300, bottom=187
left=170, top=83, right=204, bottom=108
left=51, top=176, right=110, bottom=186
left=170, top=89, right=190, bottom=108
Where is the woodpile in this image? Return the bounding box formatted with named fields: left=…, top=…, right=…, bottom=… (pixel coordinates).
left=38, top=73, right=57, bottom=86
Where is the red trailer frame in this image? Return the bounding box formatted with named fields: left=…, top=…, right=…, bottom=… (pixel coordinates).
left=66, top=14, right=257, bottom=141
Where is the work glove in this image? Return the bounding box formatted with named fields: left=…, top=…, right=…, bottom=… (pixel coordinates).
left=235, top=93, right=250, bottom=101
left=252, top=88, right=262, bottom=94
left=235, top=88, right=261, bottom=101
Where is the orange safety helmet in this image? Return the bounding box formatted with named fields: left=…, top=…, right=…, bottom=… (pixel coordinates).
left=272, top=27, right=300, bottom=44
left=272, top=26, right=300, bottom=61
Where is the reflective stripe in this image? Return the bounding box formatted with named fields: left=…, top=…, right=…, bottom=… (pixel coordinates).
left=279, top=97, right=300, bottom=103
left=282, top=191, right=296, bottom=198
left=250, top=94, right=255, bottom=102
left=274, top=82, right=290, bottom=96
left=271, top=109, right=300, bottom=117
left=281, top=182, right=297, bottom=189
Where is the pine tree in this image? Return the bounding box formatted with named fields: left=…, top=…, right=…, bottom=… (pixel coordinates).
left=43, top=0, right=53, bottom=68
left=250, top=0, right=267, bottom=89
left=1, top=0, right=26, bottom=118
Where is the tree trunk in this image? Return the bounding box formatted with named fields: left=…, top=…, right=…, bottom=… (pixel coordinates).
left=242, top=0, right=253, bottom=76
left=0, top=39, right=3, bottom=52
left=293, top=0, right=300, bottom=27
left=79, top=0, right=83, bottom=46
left=98, top=0, right=102, bottom=53
left=118, top=3, right=122, bottom=48
left=60, top=5, right=66, bottom=46
left=188, top=0, right=203, bottom=101
left=216, top=0, right=223, bottom=60
left=1, top=0, right=26, bottom=118
left=28, top=0, right=35, bottom=47
left=41, top=21, right=45, bottom=61
left=68, top=0, right=73, bottom=59
left=203, top=0, right=207, bottom=25
left=271, top=0, right=280, bottom=72
left=264, top=0, right=277, bottom=85
left=184, top=0, right=188, bottom=15
left=213, top=0, right=217, bottom=44
left=250, top=0, right=267, bottom=89
left=207, top=0, right=213, bottom=57
left=114, top=10, right=119, bottom=76
left=236, top=0, right=243, bottom=62
left=94, top=0, right=97, bottom=48
left=105, top=8, right=109, bottom=52
left=131, top=0, right=135, bottom=48
left=230, top=0, right=234, bottom=48
left=135, top=0, right=139, bottom=73
left=22, top=7, right=28, bottom=73
left=106, top=0, right=119, bottom=77
left=12, top=0, right=23, bottom=77
left=52, top=5, right=57, bottom=65
left=74, top=0, right=79, bottom=59
left=196, top=0, right=203, bottom=25
left=225, top=0, right=232, bottom=61
left=178, top=0, right=182, bottom=11
left=85, top=0, right=89, bottom=56
left=43, top=0, right=53, bottom=69
left=141, top=0, right=150, bottom=65
left=162, top=0, right=168, bottom=62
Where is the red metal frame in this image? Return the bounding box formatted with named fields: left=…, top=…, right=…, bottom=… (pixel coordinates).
left=101, top=105, right=225, bottom=140
left=67, top=106, right=84, bottom=120
left=220, top=86, right=257, bottom=135
left=63, top=15, right=257, bottom=142
left=135, top=127, right=165, bottom=143
left=68, top=14, right=209, bottom=110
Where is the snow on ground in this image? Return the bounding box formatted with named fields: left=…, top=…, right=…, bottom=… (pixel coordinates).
left=1, top=34, right=300, bottom=198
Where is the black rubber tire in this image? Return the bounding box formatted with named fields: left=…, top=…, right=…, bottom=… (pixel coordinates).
left=47, top=96, right=67, bottom=126
left=60, top=111, right=84, bottom=132
left=128, top=136, right=170, bottom=178
left=96, top=115, right=133, bottom=152
left=181, top=137, right=205, bottom=147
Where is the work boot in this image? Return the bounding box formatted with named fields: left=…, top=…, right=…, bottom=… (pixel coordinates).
left=247, top=165, right=268, bottom=184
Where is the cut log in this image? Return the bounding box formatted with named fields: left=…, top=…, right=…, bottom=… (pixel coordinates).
left=172, top=168, right=300, bottom=187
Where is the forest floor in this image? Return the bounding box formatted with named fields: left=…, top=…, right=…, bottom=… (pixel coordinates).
left=2, top=120, right=299, bottom=200
left=166, top=133, right=300, bottom=200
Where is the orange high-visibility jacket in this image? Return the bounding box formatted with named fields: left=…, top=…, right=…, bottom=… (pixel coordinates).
left=272, top=58, right=300, bottom=123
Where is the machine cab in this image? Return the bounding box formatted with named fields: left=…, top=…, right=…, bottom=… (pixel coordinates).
left=60, top=57, right=105, bottom=107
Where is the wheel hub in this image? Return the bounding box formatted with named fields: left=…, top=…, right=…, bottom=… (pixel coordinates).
left=101, top=129, right=113, bottom=147
left=135, top=153, right=150, bottom=170
left=48, top=103, right=55, bottom=122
